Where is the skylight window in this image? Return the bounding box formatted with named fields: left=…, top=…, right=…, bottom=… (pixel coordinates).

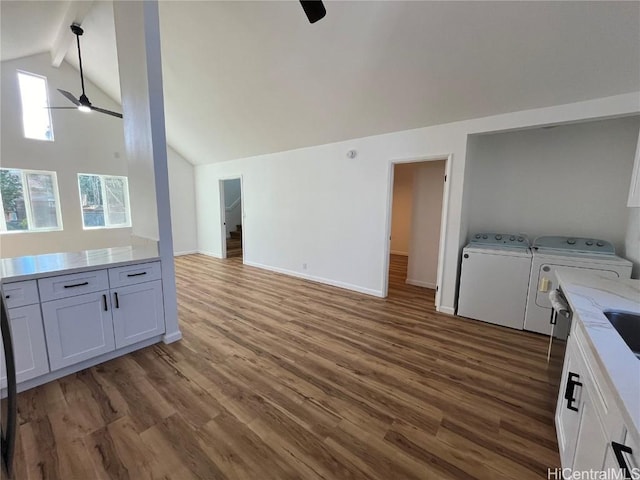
left=17, top=71, right=54, bottom=141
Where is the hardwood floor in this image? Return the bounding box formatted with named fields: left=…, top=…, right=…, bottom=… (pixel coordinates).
left=11, top=254, right=560, bottom=479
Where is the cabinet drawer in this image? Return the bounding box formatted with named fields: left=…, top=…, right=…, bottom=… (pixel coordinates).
left=109, top=261, right=161, bottom=288
left=38, top=270, right=109, bottom=302
left=2, top=280, right=39, bottom=308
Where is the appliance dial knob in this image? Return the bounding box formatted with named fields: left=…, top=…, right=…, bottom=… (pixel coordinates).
left=567, top=238, right=576, bottom=245
left=495, top=234, right=502, bottom=240
left=517, top=237, right=524, bottom=242
left=510, top=236, right=516, bottom=241
left=482, top=234, right=488, bottom=239
left=596, top=241, right=604, bottom=247
left=586, top=240, right=593, bottom=246
left=475, top=234, right=481, bottom=239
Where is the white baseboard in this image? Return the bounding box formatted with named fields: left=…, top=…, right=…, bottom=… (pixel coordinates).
left=163, top=331, right=183, bottom=344
left=243, top=260, right=384, bottom=298
left=390, top=250, right=409, bottom=256
left=198, top=250, right=223, bottom=259
left=405, top=278, right=436, bottom=289
left=174, top=250, right=198, bottom=256
left=437, top=305, right=456, bottom=316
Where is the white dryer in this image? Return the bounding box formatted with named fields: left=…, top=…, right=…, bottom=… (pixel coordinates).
left=457, top=233, right=532, bottom=330
left=524, top=236, right=632, bottom=335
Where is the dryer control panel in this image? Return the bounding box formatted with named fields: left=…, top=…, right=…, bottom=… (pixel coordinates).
left=532, top=236, right=615, bottom=255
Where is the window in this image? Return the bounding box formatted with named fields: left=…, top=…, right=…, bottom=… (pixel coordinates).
left=17, top=71, right=54, bottom=141
left=0, top=169, right=62, bottom=233
left=78, top=174, right=131, bottom=229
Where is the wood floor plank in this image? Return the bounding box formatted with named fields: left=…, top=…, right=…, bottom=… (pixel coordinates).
left=10, top=254, right=560, bottom=479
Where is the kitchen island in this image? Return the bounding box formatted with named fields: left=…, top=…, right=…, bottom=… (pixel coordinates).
left=1, top=245, right=171, bottom=394
left=555, top=270, right=640, bottom=475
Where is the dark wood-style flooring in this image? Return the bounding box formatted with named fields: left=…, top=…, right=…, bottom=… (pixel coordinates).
left=11, top=254, right=560, bottom=479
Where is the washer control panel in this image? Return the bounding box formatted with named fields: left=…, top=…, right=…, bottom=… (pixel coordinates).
left=469, top=233, right=530, bottom=247
left=532, top=236, right=615, bottom=254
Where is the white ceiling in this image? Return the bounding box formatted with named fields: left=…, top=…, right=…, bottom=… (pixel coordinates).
left=2, top=1, right=639, bottom=165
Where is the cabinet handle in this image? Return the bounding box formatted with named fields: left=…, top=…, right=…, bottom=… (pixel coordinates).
left=611, top=441, right=633, bottom=479
left=64, top=281, right=89, bottom=289
left=114, top=292, right=119, bottom=309
left=4, top=295, right=9, bottom=299
left=564, top=372, right=582, bottom=412
left=126, top=272, right=147, bottom=277
left=102, top=294, right=108, bottom=311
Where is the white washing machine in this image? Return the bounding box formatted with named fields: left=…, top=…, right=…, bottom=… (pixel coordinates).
left=457, top=233, right=532, bottom=330
left=524, top=236, right=632, bottom=335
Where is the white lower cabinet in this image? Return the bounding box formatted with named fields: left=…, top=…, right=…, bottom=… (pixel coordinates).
left=111, top=280, right=165, bottom=348
left=0, top=304, right=49, bottom=388
left=557, top=326, right=637, bottom=478
left=41, top=291, right=116, bottom=370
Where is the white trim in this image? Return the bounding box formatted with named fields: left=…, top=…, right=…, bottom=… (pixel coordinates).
left=405, top=278, right=436, bottom=289
left=174, top=250, right=198, bottom=256
left=390, top=250, right=408, bottom=256
left=244, top=260, right=384, bottom=297
left=162, top=331, right=183, bottom=344
left=198, top=249, right=223, bottom=259
left=437, top=305, right=456, bottom=316
left=218, top=179, right=227, bottom=258
left=382, top=154, right=451, bottom=311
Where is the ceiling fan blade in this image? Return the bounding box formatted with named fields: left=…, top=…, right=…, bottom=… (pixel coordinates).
left=58, top=89, right=80, bottom=106
left=90, top=105, right=123, bottom=119
left=300, top=0, right=326, bottom=23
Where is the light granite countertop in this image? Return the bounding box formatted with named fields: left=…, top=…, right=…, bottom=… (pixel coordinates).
left=556, top=269, right=640, bottom=435
left=0, top=245, right=160, bottom=283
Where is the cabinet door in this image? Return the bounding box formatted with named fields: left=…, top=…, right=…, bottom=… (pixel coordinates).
left=571, top=386, right=609, bottom=472
left=41, top=291, right=115, bottom=370
left=0, top=304, right=49, bottom=388
left=111, top=280, right=165, bottom=349
left=556, top=340, right=584, bottom=466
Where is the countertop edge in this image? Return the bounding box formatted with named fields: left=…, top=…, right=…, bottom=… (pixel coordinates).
left=0, top=246, right=161, bottom=284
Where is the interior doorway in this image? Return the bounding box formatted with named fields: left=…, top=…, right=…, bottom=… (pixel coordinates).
left=384, top=157, right=449, bottom=307
left=219, top=177, right=243, bottom=259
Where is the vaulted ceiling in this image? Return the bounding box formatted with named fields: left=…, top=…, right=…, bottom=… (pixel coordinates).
left=2, top=1, right=639, bottom=165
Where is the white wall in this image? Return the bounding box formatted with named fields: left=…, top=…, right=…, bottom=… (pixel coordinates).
left=465, top=117, right=640, bottom=254
left=406, top=160, right=446, bottom=289
left=195, top=92, right=639, bottom=313
left=390, top=164, right=414, bottom=255
left=167, top=147, right=197, bottom=254
left=0, top=53, right=132, bottom=258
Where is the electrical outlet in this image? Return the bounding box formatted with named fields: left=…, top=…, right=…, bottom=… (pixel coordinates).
left=302, top=263, right=308, bottom=270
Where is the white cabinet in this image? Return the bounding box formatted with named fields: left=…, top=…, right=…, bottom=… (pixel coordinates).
left=41, top=291, right=115, bottom=370
left=628, top=129, right=640, bottom=207
left=0, top=304, right=49, bottom=388
left=557, top=325, right=636, bottom=477
left=111, top=280, right=164, bottom=348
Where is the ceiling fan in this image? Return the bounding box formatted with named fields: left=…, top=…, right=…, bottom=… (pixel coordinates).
left=49, top=24, right=123, bottom=119
left=300, top=0, right=326, bottom=23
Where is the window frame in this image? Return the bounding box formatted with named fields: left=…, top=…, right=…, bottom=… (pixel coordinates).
left=16, top=70, right=55, bottom=142
left=0, top=168, right=63, bottom=234
left=77, top=173, right=132, bottom=230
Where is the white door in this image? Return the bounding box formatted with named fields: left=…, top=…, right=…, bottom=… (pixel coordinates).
left=41, top=291, right=115, bottom=370
left=111, top=280, right=165, bottom=348
left=0, top=304, right=49, bottom=388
